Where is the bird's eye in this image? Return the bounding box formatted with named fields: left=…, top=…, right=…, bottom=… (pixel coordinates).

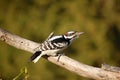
left=65, top=31, right=75, bottom=36
left=70, top=33, right=74, bottom=36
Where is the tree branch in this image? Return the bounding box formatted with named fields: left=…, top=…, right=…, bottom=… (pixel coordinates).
left=0, top=28, right=120, bottom=80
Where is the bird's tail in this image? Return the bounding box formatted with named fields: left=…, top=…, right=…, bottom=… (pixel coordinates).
left=30, top=51, right=42, bottom=63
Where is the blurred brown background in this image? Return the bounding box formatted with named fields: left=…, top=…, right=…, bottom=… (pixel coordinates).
left=0, top=0, right=120, bottom=80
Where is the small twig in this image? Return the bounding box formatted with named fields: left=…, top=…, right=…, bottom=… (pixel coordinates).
left=0, top=28, right=120, bottom=80
left=13, top=66, right=29, bottom=80
left=101, top=63, right=120, bottom=73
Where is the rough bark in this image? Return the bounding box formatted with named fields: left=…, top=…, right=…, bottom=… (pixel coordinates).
left=0, top=28, right=120, bottom=80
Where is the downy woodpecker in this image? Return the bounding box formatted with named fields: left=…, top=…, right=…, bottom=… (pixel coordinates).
left=30, top=31, right=84, bottom=63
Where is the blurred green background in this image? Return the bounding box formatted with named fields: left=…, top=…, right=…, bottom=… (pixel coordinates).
left=0, top=0, right=120, bottom=80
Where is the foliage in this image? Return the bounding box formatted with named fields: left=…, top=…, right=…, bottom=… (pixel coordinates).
left=13, top=66, right=29, bottom=80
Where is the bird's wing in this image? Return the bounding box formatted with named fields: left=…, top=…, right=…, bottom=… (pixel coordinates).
left=45, top=32, right=54, bottom=41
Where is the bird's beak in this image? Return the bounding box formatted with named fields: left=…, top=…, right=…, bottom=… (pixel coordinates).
left=76, top=32, right=84, bottom=36
left=73, top=31, right=84, bottom=39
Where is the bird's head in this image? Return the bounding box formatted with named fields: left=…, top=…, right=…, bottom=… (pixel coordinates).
left=64, top=31, right=84, bottom=42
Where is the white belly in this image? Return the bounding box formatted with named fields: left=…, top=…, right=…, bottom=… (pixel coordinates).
left=41, top=49, right=60, bottom=56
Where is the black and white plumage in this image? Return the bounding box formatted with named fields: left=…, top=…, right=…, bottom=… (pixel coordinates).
left=30, top=31, right=84, bottom=63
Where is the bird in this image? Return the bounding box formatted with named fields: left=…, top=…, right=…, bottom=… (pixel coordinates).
left=30, top=31, right=84, bottom=63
